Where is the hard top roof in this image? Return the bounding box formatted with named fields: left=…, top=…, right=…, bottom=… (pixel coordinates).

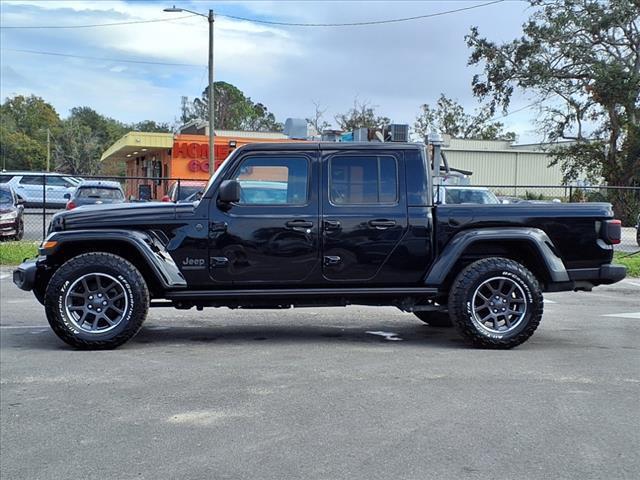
left=237, top=142, right=424, bottom=152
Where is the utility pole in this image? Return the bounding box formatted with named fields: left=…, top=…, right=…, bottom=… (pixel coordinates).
left=164, top=5, right=215, bottom=175
left=46, top=128, right=51, bottom=172
left=208, top=9, right=215, bottom=175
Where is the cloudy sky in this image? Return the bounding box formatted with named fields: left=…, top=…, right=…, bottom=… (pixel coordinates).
left=1, top=0, right=543, bottom=142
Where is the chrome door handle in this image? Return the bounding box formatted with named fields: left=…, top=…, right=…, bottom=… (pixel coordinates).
left=286, top=220, right=313, bottom=229
left=369, top=219, right=396, bottom=229
left=323, top=220, right=341, bottom=230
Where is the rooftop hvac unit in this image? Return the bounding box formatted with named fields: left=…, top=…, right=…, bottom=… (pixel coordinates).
left=387, top=124, right=409, bottom=142
left=353, top=128, right=369, bottom=142
left=284, top=118, right=309, bottom=139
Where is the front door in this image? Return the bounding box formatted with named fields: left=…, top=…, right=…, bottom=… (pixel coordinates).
left=208, top=151, right=320, bottom=285
left=321, top=150, right=409, bottom=283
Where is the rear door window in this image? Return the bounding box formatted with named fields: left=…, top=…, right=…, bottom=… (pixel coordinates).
left=19, top=176, right=44, bottom=185
left=329, top=155, right=398, bottom=205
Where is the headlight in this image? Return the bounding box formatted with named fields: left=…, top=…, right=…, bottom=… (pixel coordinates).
left=0, top=211, right=18, bottom=221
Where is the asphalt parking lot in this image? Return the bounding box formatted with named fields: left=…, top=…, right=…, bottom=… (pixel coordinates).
left=0, top=271, right=638, bottom=480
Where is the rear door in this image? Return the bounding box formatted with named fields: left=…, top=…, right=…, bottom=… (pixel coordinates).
left=207, top=151, right=320, bottom=285
left=321, top=149, right=409, bottom=283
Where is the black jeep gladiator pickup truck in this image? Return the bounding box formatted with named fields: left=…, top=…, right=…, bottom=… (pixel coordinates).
left=14, top=143, right=626, bottom=349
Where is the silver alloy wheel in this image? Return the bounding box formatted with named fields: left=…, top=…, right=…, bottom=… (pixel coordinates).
left=64, top=273, right=129, bottom=334
left=471, top=276, right=527, bottom=335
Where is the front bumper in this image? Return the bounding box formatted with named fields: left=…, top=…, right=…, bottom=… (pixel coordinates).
left=13, top=259, right=38, bottom=291
left=0, top=221, right=18, bottom=236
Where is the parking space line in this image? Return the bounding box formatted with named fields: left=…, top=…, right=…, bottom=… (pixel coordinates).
left=601, top=312, right=640, bottom=319
left=0, top=274, right=10, bottom=280
left=0, top=325, right=48, bottom=329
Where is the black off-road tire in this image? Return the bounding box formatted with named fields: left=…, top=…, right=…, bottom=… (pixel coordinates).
left=44, top=252, right=149, bottom=349
left=414, top=311, right=453, bottom=327
left=448, top=257, right=543, bottom=349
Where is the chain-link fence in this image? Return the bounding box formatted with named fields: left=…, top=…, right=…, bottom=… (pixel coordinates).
left=0, top=173, right=201, bottom=243
left=2, top=174, right=639, bottom=252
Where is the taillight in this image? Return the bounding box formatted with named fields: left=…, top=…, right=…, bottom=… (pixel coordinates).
left=602, top=219, right=621, bottom=244
left=66, top=201, right=76, bottom=210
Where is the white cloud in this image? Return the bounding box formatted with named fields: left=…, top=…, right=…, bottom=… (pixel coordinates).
left=1, top=1, right=542, bottom=142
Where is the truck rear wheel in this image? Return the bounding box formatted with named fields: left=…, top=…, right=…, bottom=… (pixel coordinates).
left=413, top=311, right=452, bottom=327
left=448, top=257, right=543, bottom=349
left=44, top=253, right=149, bottom=349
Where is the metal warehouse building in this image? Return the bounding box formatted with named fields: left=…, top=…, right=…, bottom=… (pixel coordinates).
left=442, top=137, right=565, bottom=186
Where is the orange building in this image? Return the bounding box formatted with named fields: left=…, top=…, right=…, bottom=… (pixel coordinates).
left=101, top=130, right=299, bottom=199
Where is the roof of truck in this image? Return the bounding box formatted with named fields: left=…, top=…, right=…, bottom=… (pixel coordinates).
left=237, top=142, right=424, bottom=152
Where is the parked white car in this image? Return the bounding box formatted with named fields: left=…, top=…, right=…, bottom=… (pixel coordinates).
left=0, top=172, right=82, bottom=208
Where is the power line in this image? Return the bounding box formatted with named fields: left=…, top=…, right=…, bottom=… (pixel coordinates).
left=0, top=14, right=196, bottom=29
left=1, top=48, right=203, bottom=67
left=491, top=94, right=561, bottom=121
left=492, top=102, right=542, bottom=120
left=218, top=0, right=504, bottom=27
left=1, top=1, right=505, bottom=30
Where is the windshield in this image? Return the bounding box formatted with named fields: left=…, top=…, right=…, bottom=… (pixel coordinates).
left=445, top=188, right=499, bottom=205
left=76, top=187, right=124, bottom=200
left=0, top=189, right=12, bottom=203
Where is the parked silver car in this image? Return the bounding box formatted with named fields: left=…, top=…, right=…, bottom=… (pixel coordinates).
left=0, top=172, right=82, bottom=208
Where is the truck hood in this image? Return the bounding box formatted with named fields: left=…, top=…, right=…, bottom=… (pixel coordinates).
left=50, top=201, right=196, bottom=232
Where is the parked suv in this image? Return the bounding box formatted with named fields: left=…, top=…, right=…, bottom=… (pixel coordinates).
left=14, top=143, right=625, bottom=350
left=0, top=185, right=25, bottom=240
left=0, top=172, right=82, bottom=208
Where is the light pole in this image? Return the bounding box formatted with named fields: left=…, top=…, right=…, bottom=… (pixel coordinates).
left=164, top=6, right=215, bottom=175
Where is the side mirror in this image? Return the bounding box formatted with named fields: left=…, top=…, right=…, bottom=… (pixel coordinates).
left=63, top=193, right=71, bottom=200
left=15, top=197, right=25, bottom=206
left=218, top=180, right=240, bottom=204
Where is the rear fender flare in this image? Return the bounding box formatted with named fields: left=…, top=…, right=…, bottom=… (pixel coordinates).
left=425, top=227, right=569, bottom=286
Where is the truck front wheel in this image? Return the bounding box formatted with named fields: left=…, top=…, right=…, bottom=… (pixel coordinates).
left=44, top=253, right=149, bottom=349
left=448, top=258, right=543, bottom=349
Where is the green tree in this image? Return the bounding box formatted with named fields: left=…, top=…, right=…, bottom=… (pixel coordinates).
left=68, top=107, right=127, bottom=150
left=188, top=81, right=283, bottom=132
left=130, top=120, right=171, bottom=133
left=1, top=94, right=60, bottom=138
left=466, top=0, right=640, bottom=192
left=414, top=94, right=516, bottom=141
left=0, top=95, right=61, bottom=170
left=334, top=99, right=391, bottom=132
left=53, top=119, right=102, bottom=175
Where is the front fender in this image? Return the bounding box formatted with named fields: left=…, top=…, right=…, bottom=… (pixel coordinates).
left=424, top=227, right=569, bottom=286
left=40, top=229, right=187, bottom=289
